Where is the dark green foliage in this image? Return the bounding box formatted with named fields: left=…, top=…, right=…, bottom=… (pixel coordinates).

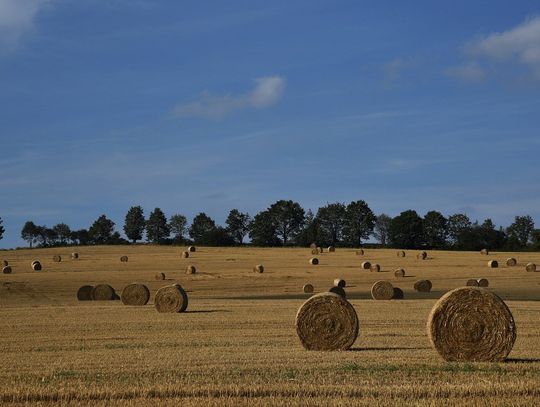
left=316, top=203, right=346, bottom=246
left=423, top=211, right=447, bottom=249
left=294, top=209, right=322, bottom=246
left=89, top=215, right=116, bottom=244
left=146, top=208, right=170, bottom=243
left=53, top=223, right=71, bottom=245
left=267, top=200, right=305, bottom=245
left=343, top=200, right=376, bottom=247
left=249, top=210, right=281, bottom=246
left=507, top=215, right=535, bottom=247
left=21, top=221, right=39, bottom=248
left=189, top=213, right=217, bottom=244
left=388, top=210, right=424, bottom=249
left=0, top=217, right=4, bottom=241
left=373, top=214, right=392, bottom=246
left=124, top=206, right=146, bottom=243
left=169, top=214, right=188, bottom=243
left=225, top=209, right=252, bottom=244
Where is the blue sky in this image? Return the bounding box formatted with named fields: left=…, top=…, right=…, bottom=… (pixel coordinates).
left=1, top=0, right=540, bottom=248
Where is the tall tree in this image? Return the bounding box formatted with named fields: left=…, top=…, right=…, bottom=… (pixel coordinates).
left=70, top=229, right=91, bottom=246
left=316, top=203, right=346, bottom=246
left=268, top=200, right=305, bottom=245
left=225, top=209, right=252, bottom=244
left=0, top=217, right=4, bottom=242
left=295, top=209, right=322, bottom=246
left=423, top=211, right=448, bottom=248
left=373, top=214, right=392, bottom=246
left=343, top=200, right=376, bottom=247
left=89, top=215, right=116, bottom=244
left=446, top=213, right=472, bottom=245
left=388, top=210, right=424, bottom=249
left=146, top=208, right=170, bottom=243
left=169, top=214, right=188, bottom=242
left=124, top=206, right=146, bottom=243
left=507, top=215, right=535, bottom=247
left=189, top=213, right=217, bottom=244
left=21, top=221, right=39, bottom=248
left=249, top=210, right=280, bottom=246
left=53, top=223, right=72, bottom=245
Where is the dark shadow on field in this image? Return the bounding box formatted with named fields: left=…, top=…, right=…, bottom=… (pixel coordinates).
left=350, top=347, right=431, bottom=351
left=506, top=358, right=540, bottom=363
left=184, top=310, right=232, bottom=314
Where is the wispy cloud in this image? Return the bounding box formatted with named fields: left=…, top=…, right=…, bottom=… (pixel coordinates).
left=0, top=0, right=50, bottom=51
left=444, top=61, right=486, bottom=82
left=381, top=57, right=415, bottom=86
left=172, top=76, right=286, bottom=119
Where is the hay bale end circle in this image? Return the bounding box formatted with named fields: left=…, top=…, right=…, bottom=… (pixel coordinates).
left=155, top=284, right=188, bottom=313
left=121, top=283, right=150, bottom=306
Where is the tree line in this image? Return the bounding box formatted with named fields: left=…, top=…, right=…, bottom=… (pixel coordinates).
left=1, top=199, right=539, bottom=251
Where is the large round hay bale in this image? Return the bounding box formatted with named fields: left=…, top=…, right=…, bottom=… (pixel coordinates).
left=309, top=258, right=319, bottom=265
left=333, top=278, right=346, bottom=288
left=155, top=284, right=188, bottom=313
left=120, top=256, right=128, bottom=262
left=477, top=278, right=489, bottom=287
left=311, top=248, right=319, bottom=255
left=526, top=263, right=537, bottom=272
left=186, top=265, right=197, bottom=274
left=155, top=272, right=166, bottom=280
left=121, top=283, right=150, bottom=306
left=371, top=280, right=394, bottom=300
left=188, top=246, right=196, bottom=252
left=466, top=279, right=479, bottom=287
left=328, top=246, right=336, bottom=253
left=31, top=261, right=42, bottom=271
left=394, top=268, right=405, bottom=278
left=253, top=264, right=264, bottom=273
left=295, top=292, right=358, bottom=351
left=506, top=257, right=517, bottom=267
left=417, top=251, right=427, bottom=260
left=53, top=255, right=61, bottom=263
left=91, top=284, right=116, bottom=301
left=181, top=251, right=189, bottom=259
left=3, top=260, right=8, bottom=266
left=2, top=266, right=12, bottom=274
left=414, top=279, right=432, bottom=292
left=71, top=252, right=79, bottom=260
left=360, top=261, right=371, bottom=270
left=370, top=263, right=381, bottom=273
left=397, top=250, right=405, bottom=258
left=392, top=287, right=404, bottom=299
left=303, top=284, right=314, bottom=294
left=356, top=249, right=364, bottom=256
left=488, top=260, right=498, bottom=268
left=427, top=287, right=516, bottom=362
left=328, top=286, right=346, bottom=299
left=77, top=285, right=93, bottom=301
left=309, top=242, right=317, bottom=249
left=480, top=248, right=489, bottom=255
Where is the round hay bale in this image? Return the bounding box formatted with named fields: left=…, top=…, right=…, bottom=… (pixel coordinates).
left=91, top=284, right=116, bottom=301
left=392, top=287, right=404, bottom=299
left=526, top=263, right=537, bottom=272
left=417, top=251, right=427, bottom=260
left=414, top=279, right=432, bottom=292
left=466, top=279, right=479, bottom=287
left=360, top=261, right=371, bottom=270
left=427, top=287, right=516, bottom=362
left=77, top=285, right=93, bottom=301
left=356, top=249, right=364, bottom=256
left=2, top=266, right=12, bottom=274
left=394, top=268, right=405, bottom=278
left=3, top=260, right=8, bottom=266
left=181, top=251, right=189, bottom=259
left=317, top=247, right=323, bottom=253
left=488, top=260, right=498, bottom=268
left=120, top=256, right=128, bottom=263
left=155, top=272, right=166, bottom=280
left=309, top=258, right=319, bottom=265
left=328, top=286, right=346, bottom=299
left=303, top=284, right=314, bottom=293
left=506, top=257, right=517, bottom=267
left=309, top=243, right=317, bottom=249
left=188, top=246, right=196, bottom=252
left=333, top=278, right=346, bottom=288
left=311, top=248, right=319, bottom=255
left=370, top=263, right=381, bottom=273
left=328, top=246, right=336, bottom=253
left=480, top=248, right=489, bottom=255
left=186, top=265, right=197, bottom=274
left=253, top=264, right=264, bottom=273
left=53, top=255, right=61, bottom=263
left=155, top=285, right=188, bottom=313
left=477, top=278, right=489, bottom=287
left=295, top=292, right=358, bottom=351
left=71, top=252, right=79, bottom=260
left=31, top=261, right=42, bottom=271
left=397, top=250, right=405, bottom=257
left=121, top=283, right=150, bottom=306
left=371, top=280, right=394, bottom=300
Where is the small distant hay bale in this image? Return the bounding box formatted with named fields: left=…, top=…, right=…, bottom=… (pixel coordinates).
left=371, top=280, right=394, bottom=300
left=477, top=278, right=489, bottom=287
left=309, top=243, right=317, bottom=249
left=427, top=287, right=516, bottom=362
left=155, top=272, right=166, bottom=280
left=77, top=285, right=93, bottom=301
left=2, top=266, right=12, bottom=274
left=53, top=255, right=62, bottom=263
left=295, top=292, right=358, bottom=351
left=361, top=261, right=371, bottom=270
left=3, top=260, right=8, bottom=266
left=120, top=256, right=129, bottom=263
left=333, top=278, right=346, bottom=288
left=394, top=268, right=405, bottom=278
left=370, top=263, right=381, bottom=273
left=417, top=251, right=427, bottom=260
left=414, top=279, right=432, bottom=292
left=317, top=247, right=323, bottom=253
left=392, top=287, right=404, bottom=299
left=328, top=286, right=346, bottom=299
left=188, top=246, right=196, bottom=252
left=303, top=284, right=314, bottom=293
left=309, top=258, right=319, bottom=265
left=31, top=261, right=42, bottom=271
left=328, top=246, right=336, bottom=253
left=480, top=248, right=489, bottom=255
left=91, top=284, right=116, bottom=301
left=466, top=279, right=479, bottom=287
left=253, top=264, right=264, bottom=273
left=488, top=260, right=498, bottom=268
left=397, top=250, right=406, bottom=258
left=155, top=284, right=188, bottom=313
left=181, top=251, right=190, bottom=259
left=311, top=248, right=319, bottom=255
left=526, top=263, right=537, bottom=272
left=186, top=265, right=197, bottom=274
left=356, top=249, right=364, bottom=256
left=71, top=252, right=79, bottom=260
left=121, top=283, right=150, bottom=306
left=506, top=258, right=517, bottom=267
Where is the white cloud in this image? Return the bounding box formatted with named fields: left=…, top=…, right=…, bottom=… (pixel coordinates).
left=0, top=0, right=49, bottom=50
left=173, top=76, right=286, bottom=119
left=444, top=61, right=486, bottom=82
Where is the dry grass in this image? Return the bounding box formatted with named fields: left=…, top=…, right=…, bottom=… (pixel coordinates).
left=1, top=246, right=540, bottom=405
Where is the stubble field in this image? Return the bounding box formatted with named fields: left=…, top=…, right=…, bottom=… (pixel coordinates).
left=1, top=246, right=540, bottom=406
